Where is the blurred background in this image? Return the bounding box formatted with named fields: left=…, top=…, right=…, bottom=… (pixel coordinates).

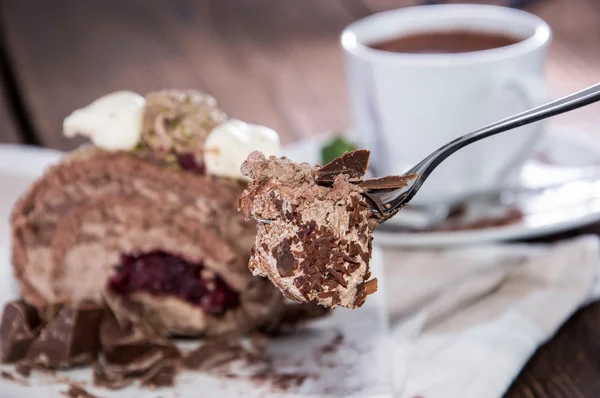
left=0, top=0, right=598, bottom=151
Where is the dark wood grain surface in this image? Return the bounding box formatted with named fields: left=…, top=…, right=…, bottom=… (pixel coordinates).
left=505, top=300, right=600, bottom=398
left=1, top=0, right=600, bottom=396
left=0, top=66, right=20, bottom=143
left=2, top=0, right=600, bottom=150
left=0, top=0, right=363, bottom=149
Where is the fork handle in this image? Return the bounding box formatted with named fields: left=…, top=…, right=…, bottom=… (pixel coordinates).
left=402, top=82, right=600, bottom=204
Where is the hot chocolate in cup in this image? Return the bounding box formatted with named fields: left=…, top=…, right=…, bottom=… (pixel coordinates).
left=341, top=4, right=552, bottom=205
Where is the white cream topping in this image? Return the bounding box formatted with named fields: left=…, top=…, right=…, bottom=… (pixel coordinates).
left=204, top=119, right=280, bottom=181
left=63, top=91, right=145, bottom=150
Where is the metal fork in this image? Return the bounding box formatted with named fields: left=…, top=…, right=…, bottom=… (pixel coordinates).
left=252, top=83, right=600, bottom=225
left=367, top=82, right=600, bottom=220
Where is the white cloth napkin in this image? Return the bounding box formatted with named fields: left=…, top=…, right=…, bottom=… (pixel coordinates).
left=383, top=235, right=600, bottom=398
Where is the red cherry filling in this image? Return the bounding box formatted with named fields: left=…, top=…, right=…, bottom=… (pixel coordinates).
left=177, top=153, right=206, bottom=174
left=108, top=251, right=240, bottom=315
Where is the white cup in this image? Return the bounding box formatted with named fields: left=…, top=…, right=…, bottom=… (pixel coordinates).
left=341, top=4, right=552, bottom=205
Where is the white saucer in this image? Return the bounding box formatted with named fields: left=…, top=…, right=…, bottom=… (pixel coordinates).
left=282, top=128, right=600, bottom=248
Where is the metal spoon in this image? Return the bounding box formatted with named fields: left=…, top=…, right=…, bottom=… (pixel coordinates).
left=366, top=82, right=600, bottom=220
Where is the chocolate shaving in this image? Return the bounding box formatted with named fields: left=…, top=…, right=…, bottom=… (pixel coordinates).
left=273, top=239, right=295, bottom=277
left=358, top=174, right=417, bottom=190
left=331, top=293, right=341, bottom=306
left=15, top=362, right=32, bottom=377
left=99, top=307, right=179, bottom=365
left=0, top=369, right=28, bottom=386
left=93, top=363, right=134, bottom=390
left=353, top=278, right=378, bottom=307
left=318, top=291, right=336, bottom=299
left=93, top=349, right=175, bottom=390
left=255, top=371, right=310, bottom=391
left=139, top=359, right=176, bottom=387
left=0, top=301, right=41, bottom=363
left=315, top=150, right=370, bottom=184
left=249, top=333, right=270, bottom=354
left=26, top=302, right=103, bottom=369
left=0, top=370, right=19, bottom=383
left=327, top=269, right=347, bottom=288
left=361, top=278, right=378, bottom=295
left=357, top=232, right=368, bottom=245
left=182, top=338, right=241, bottom=370
left=61, top=384, right=102, bottom=398
left=342, top=254, right=359, bottom=264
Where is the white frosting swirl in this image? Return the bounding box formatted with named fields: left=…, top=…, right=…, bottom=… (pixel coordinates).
left=63, top=91, right=145, bottom=150
left=204, top=119, right=280, bottom=181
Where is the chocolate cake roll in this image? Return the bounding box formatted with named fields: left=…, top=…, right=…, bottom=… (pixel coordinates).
left=10, top=90, right=285, bottom=337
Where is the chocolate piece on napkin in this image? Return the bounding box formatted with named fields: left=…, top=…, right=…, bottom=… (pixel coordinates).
left=99, top=307, right=179, bottom=365
left=182, top=338, right=242, bottom=371
left=26, top=302, right=103, bottom=368
left=93, top=350, right=176, bottom=389
left=0, top=301, right=41, bottom=363
left=139, top=359, right=177, bottom=388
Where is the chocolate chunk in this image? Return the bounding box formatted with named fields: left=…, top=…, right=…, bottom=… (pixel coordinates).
left=182, top=338, right=241, bottom=371
left=358, top=174, right=417, bottom=190
left=328, top=269, right=347, bottom=288
left=315, top=150, right=370, bottom=184
left=0, top=301, right=41, bottom=363
left=61, top=384, right=102, bottom=398
left=331, top=293, right=341, bottom=306
left=1, top=370, right=17, bottom=382
left=354, top=278, right=378, bottom=307
left=93, top=363, right=134, bottom=390
left=271, top=373, right=309, bottom=390
left=140, top=359, right=176, bottom=388
left=276, top=251, right=295, bottom=277
left=0, top=369, right=28, bottom=385
left=273, top=239, right=295, bottom=277
left=249, top=333, right=270, bottom=354
left=249, top=366, right=310, bottom=390
left=342, top=254, right=359, bottom=264
left=100, top=309, right=179, bottom=365
left=362, top=278, right=378, bottom=295
left=15, top=362, right=31, bottom=378
left=27, top=302, right=103, bottom=369
left=93, top=350, right=174, bottom=390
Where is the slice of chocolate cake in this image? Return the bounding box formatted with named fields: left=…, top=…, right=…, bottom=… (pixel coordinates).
left=11, top=90, right=285, bottom=337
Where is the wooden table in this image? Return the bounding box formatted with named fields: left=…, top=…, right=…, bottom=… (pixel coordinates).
left=0, top=68, right=20, bottom=144
left=1, top=0, right=600, bottom=396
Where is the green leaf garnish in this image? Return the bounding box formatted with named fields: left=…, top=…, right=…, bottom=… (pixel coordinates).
left=321, top=135, right=358, bottom=165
